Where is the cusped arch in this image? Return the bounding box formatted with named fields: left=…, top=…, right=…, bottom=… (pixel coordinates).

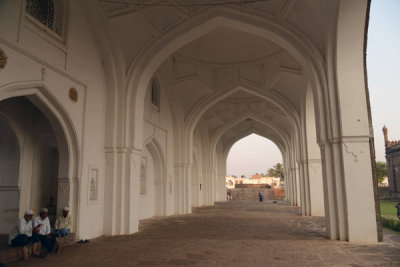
left=223, top=129, right=286, bottom=160
left=210, top=114, right=291, bottom=154
left=184, top=84, right=300, bottom=161
left=221, top=130, right=286, bottom=177
left=186, top=82, right=300, bottom=133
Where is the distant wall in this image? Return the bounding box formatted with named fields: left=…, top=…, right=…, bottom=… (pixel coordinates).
left=378, top=187, right=391, bottom=200
left=228, top=188, right=285, bottom=201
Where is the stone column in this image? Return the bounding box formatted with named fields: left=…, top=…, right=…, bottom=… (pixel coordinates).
left=289, top=167, right=297, bottom=206
left=298, top=161, right=306, bottom=215
left=174, top=162, right=192, bottom=214
left=129, top=149, right=142, bottom=232
left=299, top=160, right=311, bottom=216
left=306, top=159, right=324, bottom=216
left=326, top=0, right=378, bottom=242
left=104, top=150, right=116, bottom=235
left=104, top=148, right=139, bottom=235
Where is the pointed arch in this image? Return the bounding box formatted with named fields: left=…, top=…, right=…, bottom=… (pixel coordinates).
left=144, top=138, right=167, bottom=217
left=0, top=82, right=80, bottom=233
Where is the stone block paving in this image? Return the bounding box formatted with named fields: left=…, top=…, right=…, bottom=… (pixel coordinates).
left=5, top=201, right=400, bottom=266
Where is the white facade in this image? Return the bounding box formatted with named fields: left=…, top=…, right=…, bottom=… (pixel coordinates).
left=0, top=0, right=380, bottom=242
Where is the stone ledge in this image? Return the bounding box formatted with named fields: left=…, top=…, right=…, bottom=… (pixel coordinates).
left=0, top=233, right=76, bottom=264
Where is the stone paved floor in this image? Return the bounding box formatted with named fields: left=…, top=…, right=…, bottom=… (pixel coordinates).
left=6, top=200, right=400, bottom=266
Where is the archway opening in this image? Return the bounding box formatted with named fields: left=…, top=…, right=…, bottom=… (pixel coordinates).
left=0, top=96, right=69, bottom=233
left=225, top=133, right=284, bottom=201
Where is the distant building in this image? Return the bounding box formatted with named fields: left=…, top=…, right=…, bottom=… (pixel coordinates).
left=226, top=175, right=282, bottom=189
left=378, top=177, right=388, bottom=188
left=383, top=126, right=400, bottom=193
left=226, top=176, right=235, bottom=189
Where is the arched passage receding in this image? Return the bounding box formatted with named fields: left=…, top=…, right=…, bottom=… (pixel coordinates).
left=224, top=133, right=284, bottom=201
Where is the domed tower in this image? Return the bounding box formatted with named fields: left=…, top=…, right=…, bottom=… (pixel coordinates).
left=383, top=125, right=388, bottom=146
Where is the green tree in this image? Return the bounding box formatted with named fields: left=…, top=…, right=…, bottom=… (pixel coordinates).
left=376, top=161, right=387, bottom=183
left=267, top=163, right=284, bottom=180
left=267, top=168, right=275, bottom=177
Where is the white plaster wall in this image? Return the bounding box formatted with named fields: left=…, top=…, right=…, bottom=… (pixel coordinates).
left=0, top=117, right=20, bottom=233
left=142, top=69, right=176, bottom=217
left=192, top=130, right=202, bottom=207
left=335, top=0, right=377, bottom=242
left=139, top=146, right=156, bottom=220
left=0, top=1, right=21, bottom=42
left=30, top=145, right=58, bottom=214
left=0, top=1, right=107, bottom=239
left=67, top=2, right=106, bottom=239
left=191, top=155, right=199, bottom=207
left=193, top=123, right=209, bottom=207
left=215, top=143, right=226, bottom=202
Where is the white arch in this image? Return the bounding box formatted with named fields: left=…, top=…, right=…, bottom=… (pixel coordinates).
left=125, top=9, right=328, bottom=150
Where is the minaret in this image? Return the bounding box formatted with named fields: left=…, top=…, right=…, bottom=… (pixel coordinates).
left=383, top=125, right=388, bottom=146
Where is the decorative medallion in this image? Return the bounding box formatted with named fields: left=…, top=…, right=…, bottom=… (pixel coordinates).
left=0, top=49, right=7, bottom=69
left=69, top=87, right=78, bottom=103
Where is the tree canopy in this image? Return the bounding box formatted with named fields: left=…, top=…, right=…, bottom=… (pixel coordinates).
left=267, top=163, right=284, bottom=179
left=376, top=161, right=387, bottom=183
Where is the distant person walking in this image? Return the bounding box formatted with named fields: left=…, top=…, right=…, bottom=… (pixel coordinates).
left=226, top=190, right=232, bottom=200
left=258, top=192, right=263, bottom=202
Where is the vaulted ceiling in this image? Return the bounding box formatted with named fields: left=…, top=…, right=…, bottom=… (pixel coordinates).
left=100, top=0, right=329, bottom=70
left=97, top=0, right=330, bottom=150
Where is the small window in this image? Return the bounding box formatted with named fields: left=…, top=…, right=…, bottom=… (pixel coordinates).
left=151, top=77, right=160, bottom=111
left=25, top=0, right=64, bottom=36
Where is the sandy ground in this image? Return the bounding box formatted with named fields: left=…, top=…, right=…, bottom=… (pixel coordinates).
left=6, top=200, right=400, bottom=267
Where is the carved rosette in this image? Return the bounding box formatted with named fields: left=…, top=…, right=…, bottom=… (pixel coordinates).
left=0, top=49, right=7, bottom=69
left=69, top=87, right=78, bottom=103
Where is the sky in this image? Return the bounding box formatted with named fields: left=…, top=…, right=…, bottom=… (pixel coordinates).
left=227, top=1, right=400, bottom=178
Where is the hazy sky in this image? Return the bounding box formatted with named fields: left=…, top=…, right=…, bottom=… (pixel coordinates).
left=227, top=1, right=400, bottom=177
